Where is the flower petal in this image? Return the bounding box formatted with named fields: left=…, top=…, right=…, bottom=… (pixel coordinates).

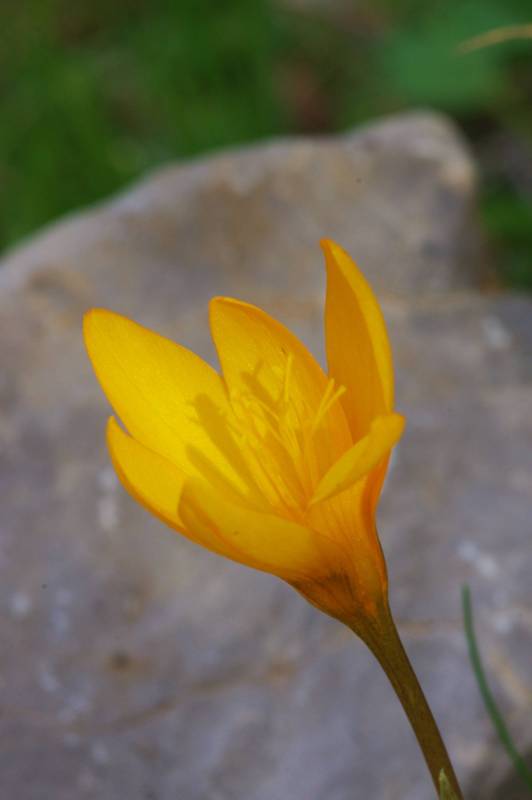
left=322, top=239, right=394, bottom=439
left=209, top=297, right=350, bottom=465
left=179, top=477, right=345, bottom=581
left=310, top=413, right=405, bottom=505
left=210, top=297, right=327, bottom=408
left=107, top=418, right=241, bottom=557
left=107, top=416, right=186, bottom=529
left=84, top=309, right=259, bottom=501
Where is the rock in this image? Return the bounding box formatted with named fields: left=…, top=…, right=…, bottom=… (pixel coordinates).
left=1, top=112, right=483, bottom=303
left=0, top=111, right=530, bottom=800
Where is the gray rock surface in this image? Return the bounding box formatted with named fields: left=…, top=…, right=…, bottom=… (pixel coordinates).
left=0, top=111, right=530, bottom=800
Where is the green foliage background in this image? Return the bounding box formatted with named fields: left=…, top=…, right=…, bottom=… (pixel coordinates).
left=2, top=0, right=532, bottom=285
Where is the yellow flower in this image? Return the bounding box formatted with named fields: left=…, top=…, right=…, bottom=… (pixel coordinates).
left=84, top=240, right=404, bottom=627
left=84, top=240, right=466, bottom=800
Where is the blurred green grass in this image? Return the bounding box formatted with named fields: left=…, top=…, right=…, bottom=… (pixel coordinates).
left=2, top=0, right=532, bottom=286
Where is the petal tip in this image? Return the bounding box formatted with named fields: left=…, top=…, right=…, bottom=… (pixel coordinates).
left=83, top=307, right=120, bottom=345
left=82, top=307, right=97, bottom=337
left=319, top=238, right=337, bottom=258
left=391, top=412, right=406, bottom=438
left=320, top=237, right=346, bottom=257
left=210, top=296, right=250, bottom=310
left=209, top=295, right=246, bottom=319
left=83, top=306, right=110, bottom=324
left=372, top=411, right=406, bottom=446
left=83, top=308, right=101, bottom=356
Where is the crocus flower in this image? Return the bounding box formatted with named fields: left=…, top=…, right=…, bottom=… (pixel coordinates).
left=84, top=240, right=403, bottom=628
left=84, top=239, right=463, bottom=799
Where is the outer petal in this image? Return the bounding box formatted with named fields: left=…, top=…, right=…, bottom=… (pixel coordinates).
left=107, top=418, right=239, bottom=557
left=209, top=297, right=350, bottom=462
left=84, top=309, right=261, bottom=502
left=179, top=477, right=347, bottom=582
left=311, top=413, right=405, bottom=505
left=322, top=239, right=394, bottom=440
left=107, top=416, right=186, bottom=529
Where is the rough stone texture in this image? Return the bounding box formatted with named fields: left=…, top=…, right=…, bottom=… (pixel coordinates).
left=0, top=112, right=530, bottom=800
left=1, top=112, right=483, bottom=302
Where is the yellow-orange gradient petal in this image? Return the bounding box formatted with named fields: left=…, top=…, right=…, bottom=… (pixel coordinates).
left=179, top=477, right=347, bottom=582
left=322, top=239, right=394, bottom=440
left=108, top=418, right=244, bottom=558
left=210, top=297, right=328, bottom=409
left=209, top=297, right=350, bottom=469
left=107, top=416, right=186, bottom=529
left=84, top=309, right=261, bottom=503
left=311, top=413, right=405, bottom=505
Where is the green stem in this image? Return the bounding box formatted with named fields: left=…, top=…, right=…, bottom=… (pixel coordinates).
left=349, top=603, right=464, bottom=800
left=462, top=585, right=532, bottom=793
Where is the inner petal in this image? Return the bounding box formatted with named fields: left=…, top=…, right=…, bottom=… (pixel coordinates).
left=224, top=367, right=352, bottom=518
left=209, top=296, right=351, bottom=500
left=311, top=413, right=405, bottom=505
